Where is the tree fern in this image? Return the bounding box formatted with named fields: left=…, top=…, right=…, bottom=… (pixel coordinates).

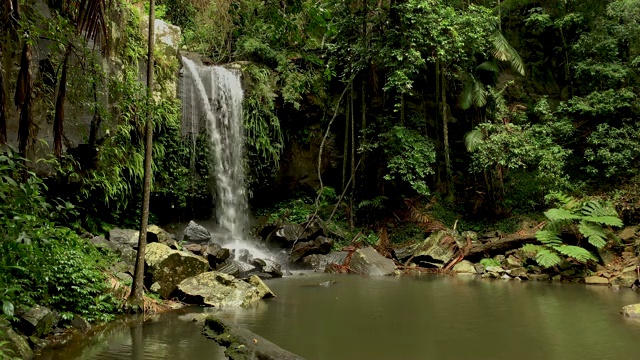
left=535, top=248, right=562, bottom=268
left=522, top=193, right=623, bottom=268
left=578, top=221, right=608, bottom=248
left=544, top=208, right=580, bottom=221
left=554, top=245, right=597, bottom=263
left=535, top=230, right=563, bottom=246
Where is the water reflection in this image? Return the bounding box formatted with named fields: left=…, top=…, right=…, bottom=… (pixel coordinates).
left=40, top=274, right=640, bottom=360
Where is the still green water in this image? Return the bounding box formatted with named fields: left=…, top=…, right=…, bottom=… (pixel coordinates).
left=40, top=274, right=640, bottom=360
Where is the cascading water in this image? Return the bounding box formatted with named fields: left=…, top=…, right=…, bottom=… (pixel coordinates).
left=181, top=57, right=252, bottom=256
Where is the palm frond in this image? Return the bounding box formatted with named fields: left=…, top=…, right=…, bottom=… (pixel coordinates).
left=554, top=245, right=596, bottom=263
left=476, top=61, right=500, bottom=73
left=464, top=129, right=484, bottom=152
left=75, top=0, right=109, bottom=52
left=491, top=30, right=525, bottom=76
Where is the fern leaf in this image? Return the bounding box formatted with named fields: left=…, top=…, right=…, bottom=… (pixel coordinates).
left=582, top=216, right=623, bottom=227
left=544, top=208, right=580, bottom=221
left=535, top=248, right=562, bottom=268
left=535, top=230, right=563, bottom=246
left=581, top=200, right=618, bottom=217
left=578, top=221, right=608, bottom=248
left=521, top=243, right=543, bottom=256
left=544, top=219, right=568, bottom=233
left=553, top=245, right=597, bottom=263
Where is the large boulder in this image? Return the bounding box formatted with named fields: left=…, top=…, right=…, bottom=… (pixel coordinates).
left=349, top=247, right=396, bottom=276
left=183, top=221, right=211, bottom=243
left=300, top=252, right=349, bottom=272
left=0, top=322, right=33, bottom=360
left=452, top=260, right=476, bottom=274
left=274, top=223, right=305, bottom=244
left=147, top=225, right=174, bottom=245
left=611, top=266, right=639, bottom=288
left=108, top=228, right=139, bottom=248
left=290, top=236, right=334, bottom=262
left=251, top=258, right=283, bottom=278
left=16, top=305, right=57, bottom=337
left=205, top=243, right=231, bottom=268
left=216, top=260, right=255, bottom=278
left=621, top=304, right=640, bottom=318
left=394, top=230, right=458, bottom=268
left=247, top=275, right=276, bottom=299
left=145, top=242, right=210, bottom=298
left=177, top=272, right=272, bottom=308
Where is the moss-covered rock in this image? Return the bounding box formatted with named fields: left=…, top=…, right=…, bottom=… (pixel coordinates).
left=145, top=242, right=210, bottom=298
left=0, top=323, right=33, bottom=360
left=177, top=271, right=272, bottom=308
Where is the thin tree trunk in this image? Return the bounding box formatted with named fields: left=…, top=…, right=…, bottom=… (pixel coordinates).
left=53, top=46, right=71, bottom=158
left=441, top=61, right=454, bottom=201
left=342, top=91, right=349, bottom=192
left=130, top=0, right=155, bottom=305
left=435, top=57, right=441, bottom=185
left=0, top=44, right=6, bottom=145
left=16, top=42, right=32, bottom=158
left=349, top=80, right=356, bottom=228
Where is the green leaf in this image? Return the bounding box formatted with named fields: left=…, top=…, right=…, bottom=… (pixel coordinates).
left=521, top=244, right=543, bottom=256
left=544, top=208, right=580, bottom=221
left=464, top=129, right=483, bottom=152
left=535, top=248, right=562, bottom=268
left=535, top=230, right=563, bottom=246
left=582, top=216, right=623, bottom=227
left=553, top=245, right=597, bottom=263
left=578, top=221, right=608, bottom=248
left=2, top=301, right=14, bottom=317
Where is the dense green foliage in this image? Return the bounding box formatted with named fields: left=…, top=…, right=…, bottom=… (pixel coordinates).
left=522, top=193, right=623, bottom=268
left=0, top=149, right=119, bottom=323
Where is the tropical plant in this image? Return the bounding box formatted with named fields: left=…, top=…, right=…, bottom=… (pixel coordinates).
left=522, top=193, right=623, bottom=268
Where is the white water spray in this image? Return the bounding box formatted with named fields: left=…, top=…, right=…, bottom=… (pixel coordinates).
left=181, top=57, right=248, bottom=250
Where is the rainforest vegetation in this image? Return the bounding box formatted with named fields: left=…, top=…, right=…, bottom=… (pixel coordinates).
left=1, top=0, right=639, bottom=350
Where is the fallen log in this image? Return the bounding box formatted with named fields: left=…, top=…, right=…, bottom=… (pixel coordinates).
left=203, top=316, right=305, bottom=360
left=464, top=233, right=538, bottom=261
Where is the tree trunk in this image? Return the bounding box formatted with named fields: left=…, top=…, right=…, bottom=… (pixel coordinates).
left=0, top=44, right=6, bottom=145
left=15, top=42, right=33, bottom=158
left=53, top=46, right=71, bottom=158
left=342, top=92, right=349, bottom=192
left=349, top=80, right=356, bottom=228
left=465, top=233, right=539, bottom=261
left=129, top=0, right=155, bottom=305
left=441, top=61, right=454, bottom=201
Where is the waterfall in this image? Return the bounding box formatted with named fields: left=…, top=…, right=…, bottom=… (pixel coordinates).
left=181, top=57, right=248, bottom=246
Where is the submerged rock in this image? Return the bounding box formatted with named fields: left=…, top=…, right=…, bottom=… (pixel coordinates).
left=621, top=304, right=640, bottom=318
left=584, top=276, right=609, bottom=285
left=177, top=272, right=272, bottom=308
left=349, top=246, right=396, bottom=276
left=145, top=242, right=210, bottom=298
left=300, top=252, right=349, bottom=272
left=183, top=221, right=211, bottom=243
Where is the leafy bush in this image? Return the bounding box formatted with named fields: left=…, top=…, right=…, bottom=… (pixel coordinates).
left=521, top=193, right=623, bottom=268
left=0, top=149, right=119, bottom=323
left=382, top=126, right=436, bottom=196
